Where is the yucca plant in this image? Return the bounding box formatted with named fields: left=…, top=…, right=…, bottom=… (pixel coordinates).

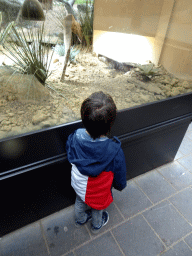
left=0, top=22, right=55, bottom=85
left=0, top=21, right=15, bottom=44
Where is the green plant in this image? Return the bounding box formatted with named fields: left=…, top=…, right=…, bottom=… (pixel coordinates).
left=53, top=44, right=80, bottom=62
left=0, top=21, right=15, bottom=44
left=74, top=0, right=87, bottom=4
left=53, top=43, right=66, bottom=56
left=135, top=63, right=160, bottom=81
left=78, top=0, right=94, bottom=46
left=70, top=45, right=80, bottom=62
left=0, top=12, right=2, bottom=28
left=0, top=22, right=55, bottom=85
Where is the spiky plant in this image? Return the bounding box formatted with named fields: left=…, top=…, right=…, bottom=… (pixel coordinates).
left=135, top=63, right=160, bottom=81
left=78, top=0, right=94, bottom=46
left=53, top=43, right=80, bottom=63
left=0, top=22, right=55, bottom=85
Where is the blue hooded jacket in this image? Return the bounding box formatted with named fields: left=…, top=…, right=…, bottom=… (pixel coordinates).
left=66, top=128, right=127, bottom=192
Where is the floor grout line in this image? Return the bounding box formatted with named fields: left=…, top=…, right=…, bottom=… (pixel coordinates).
left=183, top=239, right=192, bottom=252
left=133, top=178, right=158, bottom=205
left=40, top=220, right=51, bottom=256
left=175, top=159, right=192, bottom=174
left=156, top=162, right=192, bottom=191
left=155, top=168, right=180, bottom=191
left=141, top=214, right=167, bottom=251
left=110, top=230, right=126, bottom=256
left=167, top=199, right=192, bottom=226
left=113, top=201, right=126, bottom=221
left=158, top=232, right=192, bottom=255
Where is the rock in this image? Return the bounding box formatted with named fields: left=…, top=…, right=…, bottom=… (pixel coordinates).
left=180, top=81, right=191, bottom=89
left=132, top=94, right=140, bottom=103
left=125, top=83, right=135, bottom=90
left=8, top=113, right=14, bottom=117
left=0, top=67, right=51, bottom=102
left=79, top=66, right=86, bottom=72
left=162, top=77, right=171, bottom=84
left=53, top=59, right=59, bottom=63
left=1, top=125, right=12, bottom=131
left=10, top=126, right=23, bottom=135
left=42, top=36, right=63, bottom=46
left=39, top=119, right=57, bottom=128
left=7, top=95, right=16, bottom=101
left=32, top=111, right=49, bottom=125
left=140, top=94, right=151, bottom=102
left=1, top=120, right=10, bottom=125
left=0, top=0, right=23, bottom=24
left=170, top=87, right=181, bottom=97
left=146, top=84, right=163, bottom=95
left=18, top=111, right=25, bottom=115
left=0, top=131, right=7, bottom=139
left=162, top=84, right=172, bottom=93
left=170, top=78, right=179, bottom=86
left=124, top=71, right=134, bottom=78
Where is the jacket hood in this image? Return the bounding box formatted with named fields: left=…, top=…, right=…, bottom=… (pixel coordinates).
left=66, top=129, right=121, bottom=176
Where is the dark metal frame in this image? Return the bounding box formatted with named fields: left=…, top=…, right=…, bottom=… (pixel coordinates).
left=0, top=92, right=192, bottom=236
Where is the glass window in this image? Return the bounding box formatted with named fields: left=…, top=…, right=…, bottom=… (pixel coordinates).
left=0, top=0, right=191, bottom=140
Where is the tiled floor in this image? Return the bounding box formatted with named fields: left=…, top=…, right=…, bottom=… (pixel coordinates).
left=1, top=123, right=192, bottom=256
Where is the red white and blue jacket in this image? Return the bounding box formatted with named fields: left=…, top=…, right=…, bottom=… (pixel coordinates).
left=66, top=128, right=127, bottom=210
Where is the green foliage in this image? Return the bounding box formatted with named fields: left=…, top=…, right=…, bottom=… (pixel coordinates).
left=70, top=45, right=80, bottom=62
left=0, top=12, right=2, bottom=28
left=74, top=0, right=87, bottom=4
left=54, top=43, right=66, bottom=56
left=0, top=22, right=55, bottom=85
left=0, top=21, right=15, bottom=44
left=53, top=44, right=80, bottom=63
left=78, top=0, right=94, bottom=46
left=135, top=63, right=160, bottom=81
left=51, top=0, right=94, bottom=47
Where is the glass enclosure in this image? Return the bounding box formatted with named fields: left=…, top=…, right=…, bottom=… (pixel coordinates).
left=0, top=0, right=191, bottom=140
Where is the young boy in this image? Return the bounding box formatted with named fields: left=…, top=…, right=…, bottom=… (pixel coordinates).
left=66, top=91, right=127, bottom=234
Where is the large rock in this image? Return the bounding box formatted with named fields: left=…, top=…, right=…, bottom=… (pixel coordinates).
left=0, top=0, right=24, bottom=24
left=0, top=66, right=51, bottom=102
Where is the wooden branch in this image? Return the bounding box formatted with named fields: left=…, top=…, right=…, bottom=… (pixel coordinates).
left=60, top=14, right=72, bottom=82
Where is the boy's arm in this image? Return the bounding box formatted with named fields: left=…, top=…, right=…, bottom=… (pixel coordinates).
left=112, top=148, right=127, bottom=191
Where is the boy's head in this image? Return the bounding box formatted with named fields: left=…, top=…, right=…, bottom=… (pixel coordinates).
left=81, top=91, right=117, bottom=139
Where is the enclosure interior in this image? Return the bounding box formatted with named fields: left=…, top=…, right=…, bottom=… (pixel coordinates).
left=0, top=0, right=191, bottom=141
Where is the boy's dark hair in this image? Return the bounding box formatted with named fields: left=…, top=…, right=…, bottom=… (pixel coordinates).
left=81, top=91, right=117, bottom=140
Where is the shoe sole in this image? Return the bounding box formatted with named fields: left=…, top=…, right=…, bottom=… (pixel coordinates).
left=91, top=211, right=109, bottom=234
left=75, top=210, right=92, bottom=228
left=75, top=217, right=92, bottom=228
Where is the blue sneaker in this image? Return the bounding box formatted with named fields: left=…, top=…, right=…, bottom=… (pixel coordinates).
left=75, top=209, right=92, bottom=227
left=91, top=211, right=109, bottom=234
